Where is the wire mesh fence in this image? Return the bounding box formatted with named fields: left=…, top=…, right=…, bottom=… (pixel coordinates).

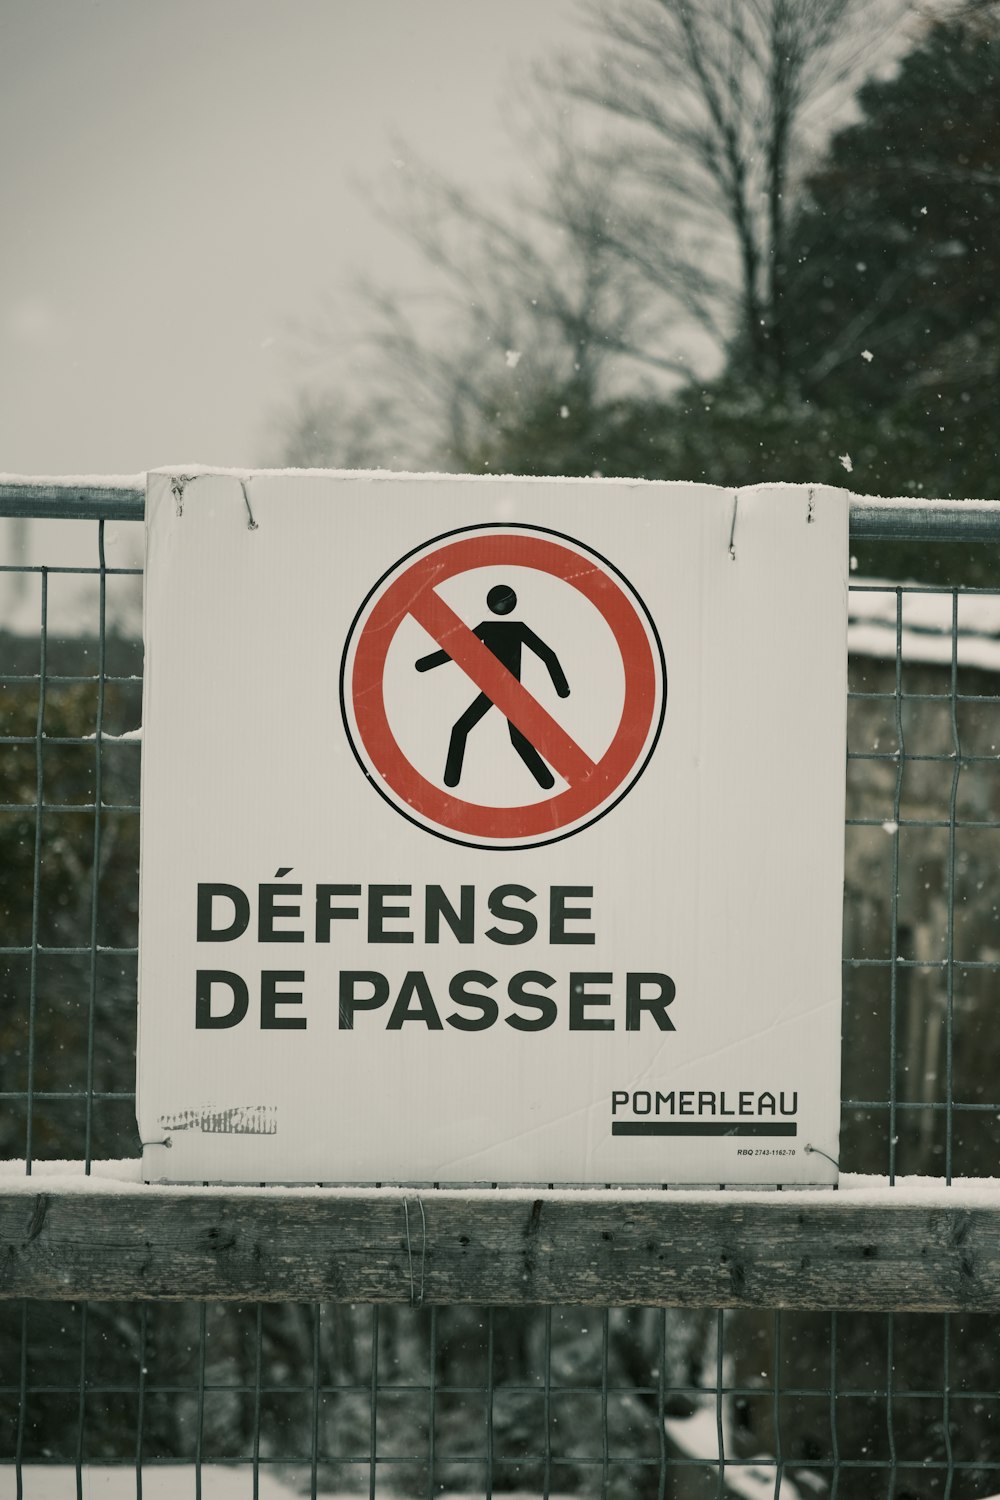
left=0, top=512, right=143, bottom=1173
left=843, top=580, right=1000, bottom=1185
left=3, top=1301, right=1000, bottom=1497
left=2, top=488, right=1000, bottom=1498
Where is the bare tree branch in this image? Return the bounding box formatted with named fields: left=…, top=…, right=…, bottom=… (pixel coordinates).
left=278, top=0, right=911, bottom=469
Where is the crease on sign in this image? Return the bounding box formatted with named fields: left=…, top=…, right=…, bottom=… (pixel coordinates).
left=637, top=996, right=837, bottom=1081
left=157, top=1105, right=278, bottom=1136
left=630, top=1031, right=682, bottom=1086
left=432, top=1093, right=607, bottom=1174
left=566, top=562, right=604, bottom=588
left=390, top=569, right=446, bottom=640
left=770, top=991, right=840, bottom=1029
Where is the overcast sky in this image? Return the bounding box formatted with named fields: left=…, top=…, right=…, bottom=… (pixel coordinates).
left=0, top=0, right=580, bottom=478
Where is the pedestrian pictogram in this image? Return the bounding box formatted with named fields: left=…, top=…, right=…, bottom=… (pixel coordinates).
left=415, top=582, right=571, bottom=790
left=340, top=524, right=666, bottom=849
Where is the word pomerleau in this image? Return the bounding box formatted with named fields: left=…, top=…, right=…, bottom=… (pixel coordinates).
left=191, top=876, right=677, bottom=1033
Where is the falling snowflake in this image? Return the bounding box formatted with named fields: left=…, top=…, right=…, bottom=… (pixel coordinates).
left=505, top=350, right=522, bottom=369
left=559, top=405, right=570, bottom=419
left=861, top=349, right=873, bottom=362
left=839, top=453, right=854, bottom=472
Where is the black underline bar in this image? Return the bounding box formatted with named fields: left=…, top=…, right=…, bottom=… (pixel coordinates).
left=611, top=1121, right=798, bottom=1137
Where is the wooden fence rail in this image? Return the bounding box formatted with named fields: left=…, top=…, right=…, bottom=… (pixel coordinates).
left=2, top=1181, right=999, bottom=1311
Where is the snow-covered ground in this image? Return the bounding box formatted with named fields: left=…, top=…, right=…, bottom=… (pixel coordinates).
left=2, top=1474, right=577, bottom=1500
left=8, top=1467, right=993, bottom=1500
left=663, top=1405, right=805, bottom=1499
left=848, top=581, right=1000, bottom=672
left=2, top=1471, right=296, bottom=1500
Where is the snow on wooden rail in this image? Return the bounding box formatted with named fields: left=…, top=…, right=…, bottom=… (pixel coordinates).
left=2, top=1167, right=999, bottom=1310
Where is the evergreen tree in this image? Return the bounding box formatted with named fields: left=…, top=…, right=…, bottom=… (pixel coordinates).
left=789, top=12, right=1000, bottom=504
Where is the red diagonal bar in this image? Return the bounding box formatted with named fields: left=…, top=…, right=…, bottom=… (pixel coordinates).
left=410, top=588, right=598, bottom=788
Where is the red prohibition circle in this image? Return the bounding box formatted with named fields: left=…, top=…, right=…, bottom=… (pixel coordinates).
left=344, top=528, right=664, bottom=846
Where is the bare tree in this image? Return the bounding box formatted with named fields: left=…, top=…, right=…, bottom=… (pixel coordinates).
left=561, top=0, right=910, bottom=386
left=338, top=126, right=661, bottom=471
left=276, top=0, right=908, bottom=469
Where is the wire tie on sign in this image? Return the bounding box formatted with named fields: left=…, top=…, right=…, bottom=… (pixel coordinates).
left=807, top=487, right=815, bottom=524
left=170, top=474, right=197, bottom=518
left=141, top=1137, right=172, bottom=1149
left=402, top=1195, right=427, bottom=1307
left=804, top=1143, right=839, bottom=1170
left=240, top=477, right=259, bottom=531
left=728, top=491, right=738, bottom=561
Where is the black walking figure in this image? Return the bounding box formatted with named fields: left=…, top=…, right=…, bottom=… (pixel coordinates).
left=416, top=584, right=570, bottom=789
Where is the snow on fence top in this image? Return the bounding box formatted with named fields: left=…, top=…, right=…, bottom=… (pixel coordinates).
left=2, top=473, right=999, bottom=671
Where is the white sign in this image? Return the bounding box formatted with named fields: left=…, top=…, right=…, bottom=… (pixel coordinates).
left=137, top=471, right=847, bottom=1185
